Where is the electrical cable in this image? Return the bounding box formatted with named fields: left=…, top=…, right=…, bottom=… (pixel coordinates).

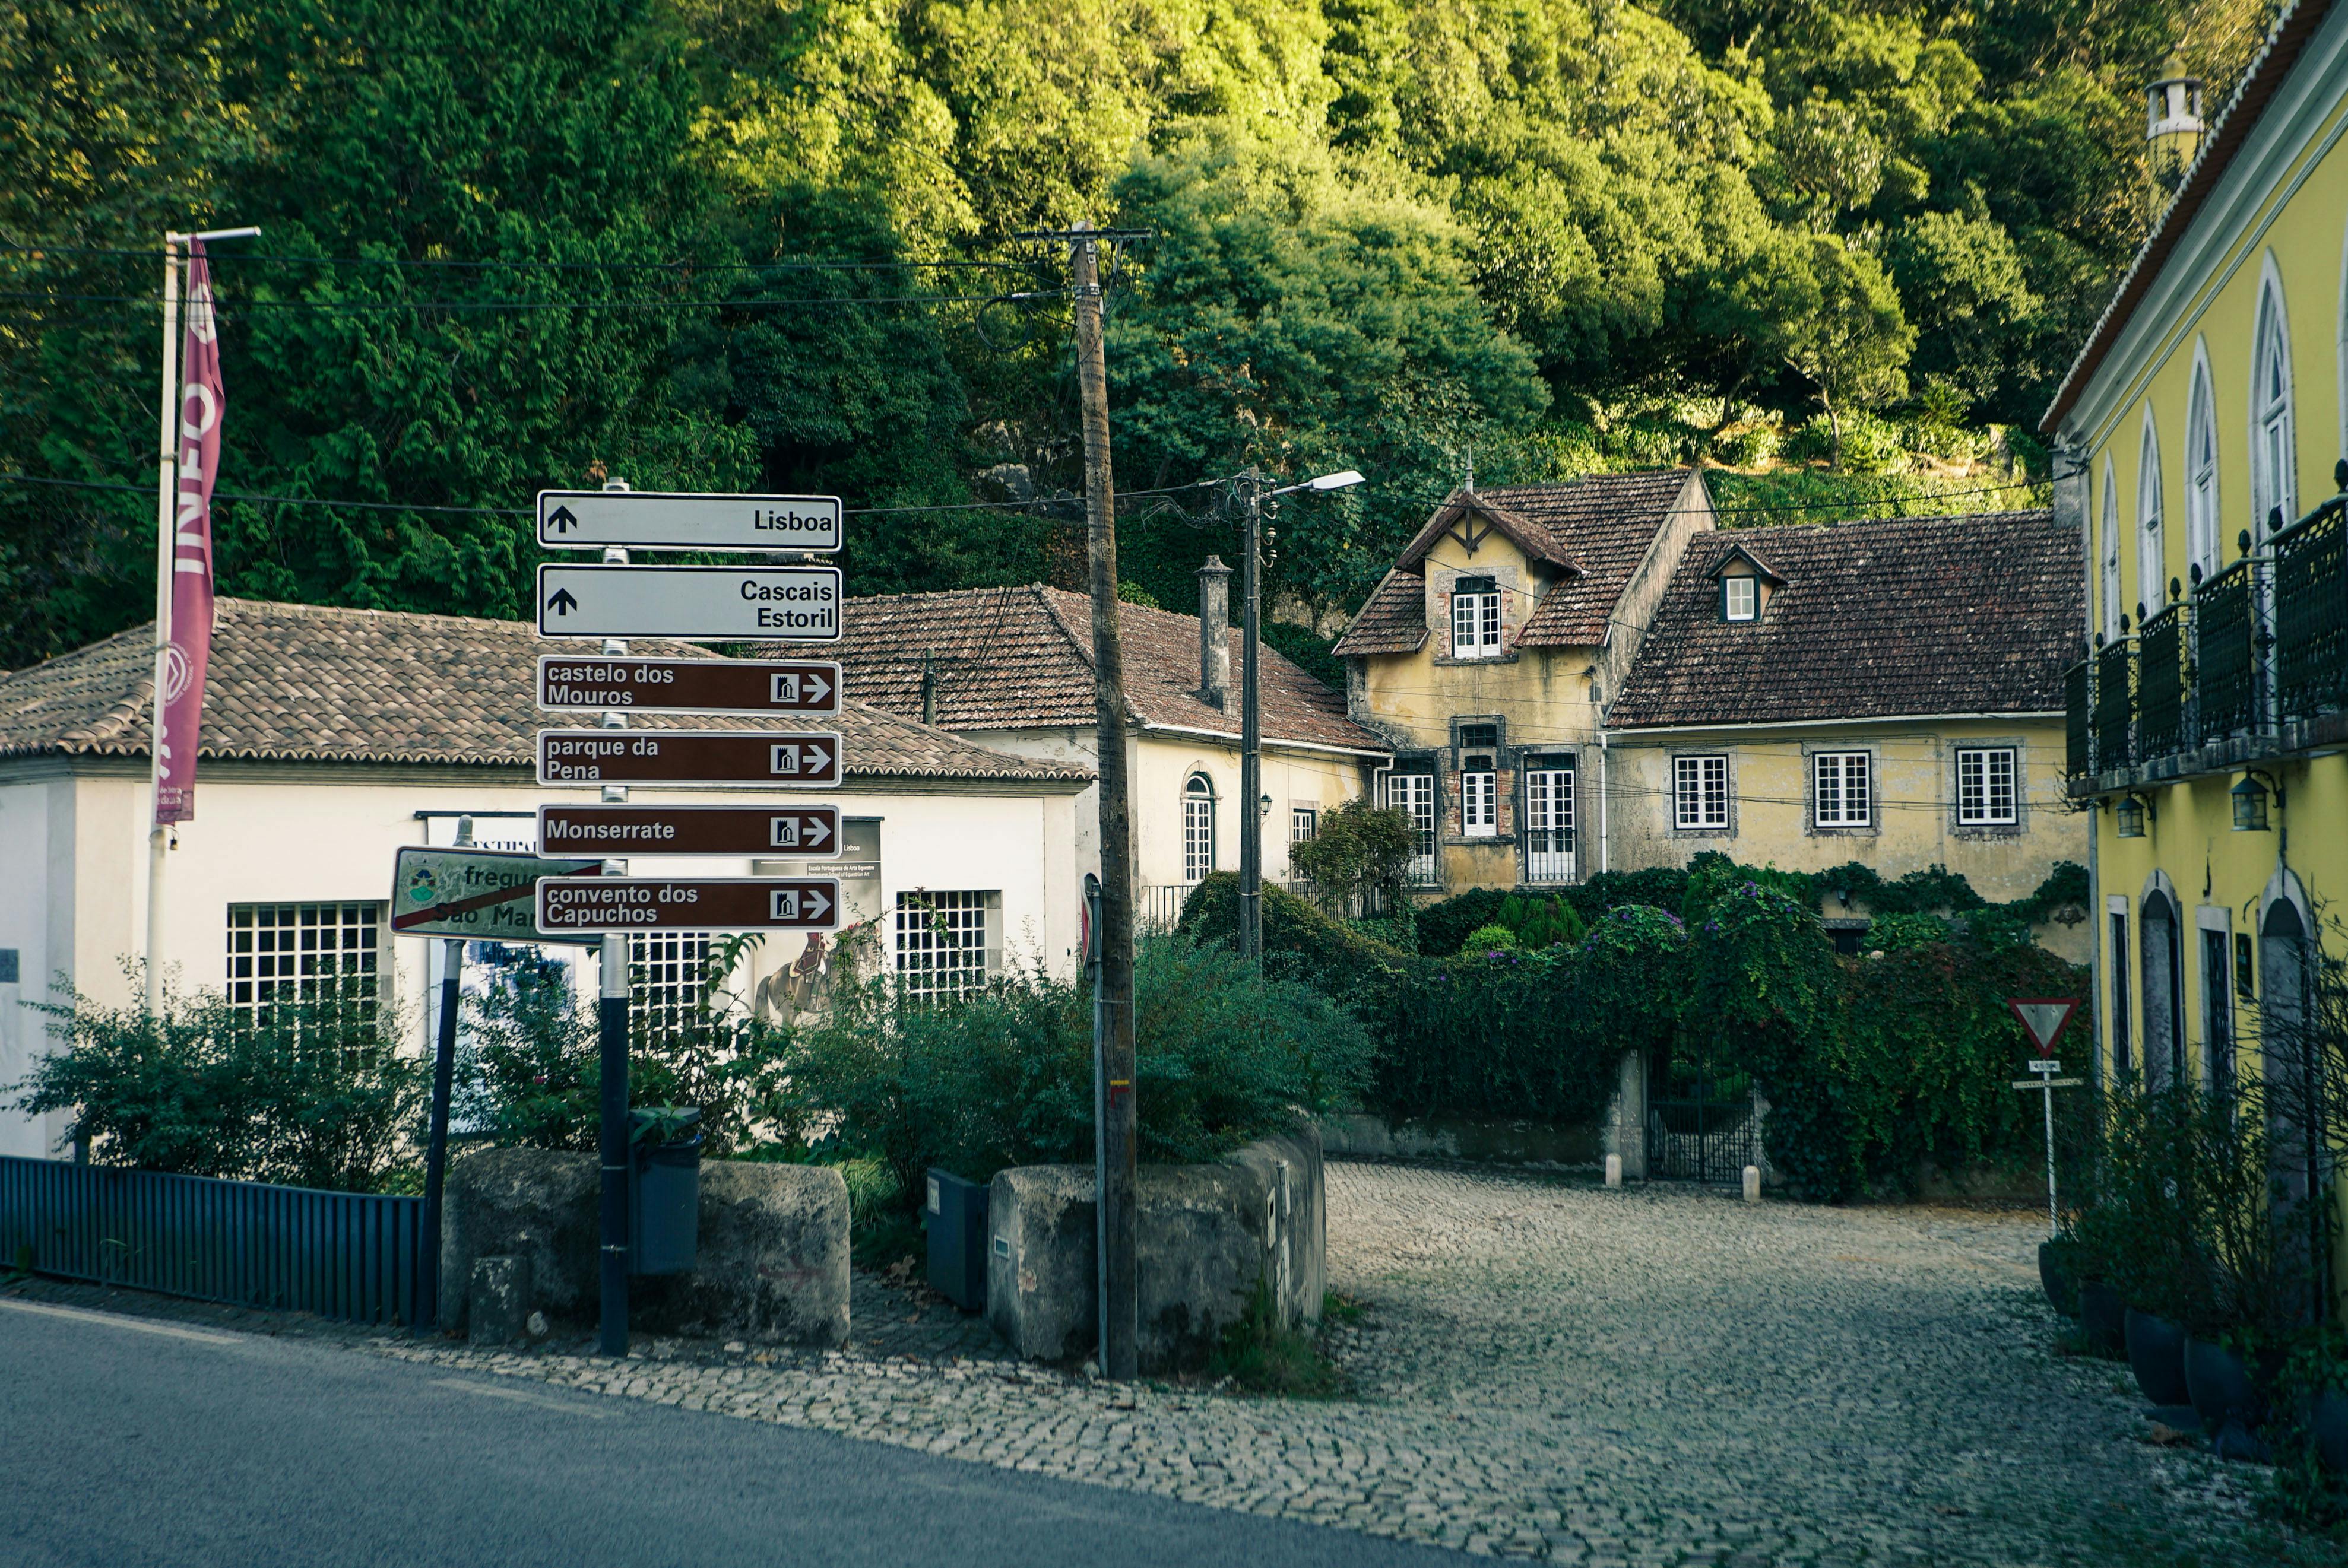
left=0, top=288, right=1058, bottom=313
left=0, top=240, right=1033, bottom=273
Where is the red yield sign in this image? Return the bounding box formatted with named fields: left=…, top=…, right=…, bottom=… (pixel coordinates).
left=2005, top=997, right=2081, bottom=1058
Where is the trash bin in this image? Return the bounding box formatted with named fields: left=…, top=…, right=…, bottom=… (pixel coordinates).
left=925, top=1167, right=989, bottom=1312
left=628, top=1107, right=702, bottom=1276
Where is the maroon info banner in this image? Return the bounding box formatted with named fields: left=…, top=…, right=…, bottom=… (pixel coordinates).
left=535, top=877, right=842, bottom=933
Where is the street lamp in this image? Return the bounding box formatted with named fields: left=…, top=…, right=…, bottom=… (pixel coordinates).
left=2114, top=793, right=2150, bottom=838
left=1234, top=468, right=1367, bottom=961
left=2231, top=770, right=2280, bottom=832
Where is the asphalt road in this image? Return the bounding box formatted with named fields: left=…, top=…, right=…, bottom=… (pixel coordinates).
left=0, top=1297, right=1456, bottom=1568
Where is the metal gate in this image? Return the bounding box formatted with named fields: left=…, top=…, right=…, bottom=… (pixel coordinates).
left=1646, top=1048, right=1767, bottom=1184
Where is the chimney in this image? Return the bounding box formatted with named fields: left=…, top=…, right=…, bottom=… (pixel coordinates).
left=1196, top=556, right=1232, bottom=709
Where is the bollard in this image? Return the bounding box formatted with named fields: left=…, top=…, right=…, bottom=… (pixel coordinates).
left=1604, top=1153, right=1623, bottom=1188
left=1741, top=1164, right=1761, bottom=1203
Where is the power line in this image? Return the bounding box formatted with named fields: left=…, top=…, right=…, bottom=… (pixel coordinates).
left=0, top=240, right=1032, bottom=274
left=0, top=288, right=1057, bottom=314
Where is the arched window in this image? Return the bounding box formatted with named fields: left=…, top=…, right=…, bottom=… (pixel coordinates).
left=2185, top=354, right=2219, bottom=578
left=1182, top=774, right=1216, bottom=882
left=2100, top=458, right=2122, bottom=640
left=2251, top=272, right=2295, bottom=540
left=2137, top=417, right=2168, bottom=615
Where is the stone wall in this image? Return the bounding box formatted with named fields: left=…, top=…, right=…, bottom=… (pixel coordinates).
left=1320, top=1049, right=1647, bottom=1176
left=986, top=1126, right=1324, bottom=1372
left=441, top=1148, right=850, bottom=1346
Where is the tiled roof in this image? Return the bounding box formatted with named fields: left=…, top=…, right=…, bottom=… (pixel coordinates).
left=2041, top=0, right=2335, bottom=433
left=0, top=598, right=1091, bottom=786
left=808, top=585, right=1389, bottom=754
left=1606, top=511, right=2083, bottom=728
left=1331, top=470, right=1704, bottom=656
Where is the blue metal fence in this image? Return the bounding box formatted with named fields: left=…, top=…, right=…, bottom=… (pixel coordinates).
left=0, top=1156, right=430, bottom=1328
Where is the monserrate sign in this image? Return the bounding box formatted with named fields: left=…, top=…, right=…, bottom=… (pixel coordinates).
left=536, top=564, right=841, bottom=642
left=536, top=877, right=842, bottom=934
left=536, top=656, right=839, bottom=717
left=536, top=489, right=841, bottom=553
left=536, top=729, right=841, bottom=788
left=538, top=804, right=842, bottom=856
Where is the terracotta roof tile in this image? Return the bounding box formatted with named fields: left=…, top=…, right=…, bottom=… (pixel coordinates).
left=811, top=585, right=1389, bottom=754
left=1607, top=510, right=2083, bottom=728
left=0, top=598, right=1089, bottom=786
left=1332, top=470, right=1704, bottom=655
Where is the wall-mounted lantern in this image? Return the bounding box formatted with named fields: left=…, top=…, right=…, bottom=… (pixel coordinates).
left=2230, top=770, right=2282, bottom=832
left=2115, top=794, right=2150, bottom=838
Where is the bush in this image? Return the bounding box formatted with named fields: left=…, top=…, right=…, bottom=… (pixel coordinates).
left=1287, top=799, right=1414, bottom=915
left=1865, top=911, right=1951, bottom=953
left=1460, top=924, right=1517, bottom=954
left=12, top=971, right=422, bottom=1194
left=766, top=933, right=1374, bottom=1207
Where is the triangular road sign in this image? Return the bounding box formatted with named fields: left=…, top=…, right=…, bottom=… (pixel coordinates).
left=2006, top=997, right=2080, bottom=1056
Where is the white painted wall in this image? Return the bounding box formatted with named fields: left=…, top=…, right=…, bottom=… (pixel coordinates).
left=0, top=760, right=1083, bottom=1158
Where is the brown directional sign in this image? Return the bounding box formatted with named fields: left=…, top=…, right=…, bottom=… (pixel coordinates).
left=536, top=656, right=839, bottom=718
left=537, top=804, right=841, bottom=856
left=535, top=729, right=841, bottom=788
left=535, top=876, right=841, bottom=934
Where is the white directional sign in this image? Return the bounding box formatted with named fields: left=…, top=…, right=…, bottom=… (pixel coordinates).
left=536, top=564, right=841, bottom=642
left=537, top=489, right=841, bottom=553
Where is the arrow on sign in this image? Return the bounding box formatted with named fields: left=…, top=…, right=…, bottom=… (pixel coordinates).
left=2005, top=997, right=2081, bottom=1057
left=546, top=504, right=579, bottom=535
left=776, top=885, right=833, bottom=923
left=799, top=815, right=831, bottom=849
left=777, top=669, right=833, bottom=706
left=545, top=586, right=579, bottom=617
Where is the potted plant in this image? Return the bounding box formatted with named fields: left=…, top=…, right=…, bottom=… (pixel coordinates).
left=2094, top=1087, right=2199, bottom=1407
left=628, top=1104, right=702, bottom=1276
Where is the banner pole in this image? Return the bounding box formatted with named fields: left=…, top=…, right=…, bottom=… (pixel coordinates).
left=144, top=236, right=182, bottom=1017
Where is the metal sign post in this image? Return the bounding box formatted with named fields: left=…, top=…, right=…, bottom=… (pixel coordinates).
left=2006, top=998, right=2084, bottom=1237
left=416, top=815, right=471, bottom=1337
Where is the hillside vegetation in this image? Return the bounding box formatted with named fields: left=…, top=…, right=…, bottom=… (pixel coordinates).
left=1, top=0, right=2275, bottom=665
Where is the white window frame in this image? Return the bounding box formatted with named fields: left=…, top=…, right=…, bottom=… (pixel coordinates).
left=1722, top=574, right=1757, bottom=621
left=1461, top=767, right=1497, bottom=837
left=1813, top=750, right=1873, bottom=829
left=2135, top=414, right=2170, bottom=617
left=2251, top=276, right=2295, bottom=542
left=1289, top=806, right=1317, bottom=843
left=2183, top=359, right=2218, bottom=583
left=1182, top=774, right=1216, bottom=882
left=1450, top=588, right=1503, bottom=659
left=1523, top=763, right=1575, bottom=882
left=1955, top=747, right=2019, bottom=826
left=226, top=900, right=383, bottom=1022
left=1672, top=755, right=1729, bottom=831
left=894, top=890, right=997, bottom=1004
left=2100, top=458, right=2122, bottom=641
left=1384, top=770, right=1438, bottom=881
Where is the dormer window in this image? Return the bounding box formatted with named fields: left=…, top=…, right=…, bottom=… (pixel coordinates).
left=1450, top=576, right=1502, bottom=659
left=1723, top=575, right=1757, bottom=621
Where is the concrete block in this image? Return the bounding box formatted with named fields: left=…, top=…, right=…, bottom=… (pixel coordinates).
left=468, top=1255, right=531, bottom=1345
left=442, top=1148, right=848, bottom=1345
left=986, top=1129, right=1326, bottom=1373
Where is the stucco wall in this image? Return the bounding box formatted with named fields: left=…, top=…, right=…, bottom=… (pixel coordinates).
left=1605, top=716, right=2086, bottom=902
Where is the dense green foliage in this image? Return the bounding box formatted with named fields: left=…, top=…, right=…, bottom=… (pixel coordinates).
left=763, top=934, right=1373, bottom=1207
left=2, top=0, right=2270, bottom=664
left=1286, top=799, right=1414, bottom=913
left=11, top=973, right=422, bottom=1193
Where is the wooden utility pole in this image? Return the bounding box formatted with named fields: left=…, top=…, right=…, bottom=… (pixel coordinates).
left=1072, top=223, right=1139, bottom=1380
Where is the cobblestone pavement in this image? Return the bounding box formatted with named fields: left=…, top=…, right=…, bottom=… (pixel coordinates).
left=18, top=1163, right=2332, bottom=1564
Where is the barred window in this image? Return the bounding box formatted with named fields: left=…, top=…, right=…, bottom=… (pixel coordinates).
left=1384, top=771, right=1438, bottom=881
left=1524, top=763, right=1574, bottom=881
left=629, top=932, right=712, bottom=1039
left=1956, top=747, right=2019, bottom=825
left=1183, top=774, right=1216, bottom=881
left=226, top=902, right=382, bottom=1064
left=1813, top=751, right=1872, bottom=828
left=1673, top=756, right=1729, bottom=830
left=896, top=891, right=997, bottom=1003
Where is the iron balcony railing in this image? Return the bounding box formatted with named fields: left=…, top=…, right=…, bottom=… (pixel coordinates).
left=0, top=1156, right=430, bottom=1327
left=2274, top=493, right=2348, bottom=721
left=2064, top=659, right=2092, bottom=777
left=2094, top=638, right=2134, bottom=771
left=2135, top=602, right=2189, bottom=761
left=2194, top=560, right=2257, bottom=743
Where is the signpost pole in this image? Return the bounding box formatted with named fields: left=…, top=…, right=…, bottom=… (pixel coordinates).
left=417, top=814, right=470, bottom=1335
left=596, top=487, right=632, bottom=1358
left=2040, top=1066, right=2059, bottom=1234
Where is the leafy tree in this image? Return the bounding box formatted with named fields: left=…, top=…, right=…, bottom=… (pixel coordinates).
left=1288, top=798, right=1415, bottom=915
left=1769, top=235, right=1915, bottom=468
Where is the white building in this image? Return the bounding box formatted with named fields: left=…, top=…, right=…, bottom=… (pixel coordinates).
left=816, top=575, right=1391, bottom=926
left=0, top=598, right=1091, bottom=1158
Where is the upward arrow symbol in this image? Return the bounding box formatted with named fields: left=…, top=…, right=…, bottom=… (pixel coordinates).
left=546, top=504, right=579, bottom=534
left=545, top=587, right=579, bottom=616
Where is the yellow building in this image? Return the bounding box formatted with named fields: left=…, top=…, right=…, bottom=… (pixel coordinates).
left=1332, top=470, right=1715, bottom=892
left=2039, top=1, right=2348, bottom=1302
left=1604, top=512, right=2090, bottom=953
